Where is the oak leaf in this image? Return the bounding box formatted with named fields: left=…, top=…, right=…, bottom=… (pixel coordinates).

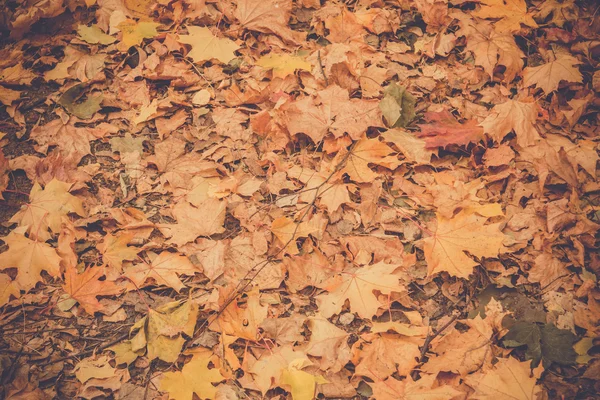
left=178, top=26, right=239, bottom=64
left=63, top=265, right=122, bottom=314
left=130, top=301, right=199, bottom=363
left=473, top=0, right=537, bottom=33
left=417, top=110, right=484, bottom=149
left=283, top=85, right=382, bottom=143
left=479, top=99, right=540, bottom=147
left=465, top=356, right=543, bottom=399
left=316, top=261, right=406, bottom=318
left=421, top=211, right=505, bottom=278
left=123, top=251, right=199, bottom=292
left=522, top=55, right=582, bottom=94
left=0, top=232, right=61, bottom=292
left=9, top=179, right=86, bottom=241
left=160, top=348, right=225, bottom=400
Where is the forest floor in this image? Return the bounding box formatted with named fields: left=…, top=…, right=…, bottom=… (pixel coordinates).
left=0, top=0, right=599, bottom=399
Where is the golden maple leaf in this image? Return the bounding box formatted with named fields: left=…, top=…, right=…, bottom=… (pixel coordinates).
left=63, top=265, right=122, bottom=314
left=473, top=0, right=538, bottom=33
left=522, top=55, right=582, bottom=93
left=177, top=26, right=239, bottom=64
left=421, top=211, right=505, bottom=278
left=123, top=251, right=200, bottom=292
left=479, top=99, right=541, bottom=147
left=316, top=261, right=406, bottom=318
left=160, top=348, right=225, bottom=400
left=0, top=232, right=61, bottom=292
left=9, top=179, right=86, bottom=241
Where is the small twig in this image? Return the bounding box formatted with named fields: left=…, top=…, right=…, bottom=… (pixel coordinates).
left=37, top=331, right=130, bottom=367
left=317, top=50, right=328, bottom=86
left=410, top=313, right=459, bottom=380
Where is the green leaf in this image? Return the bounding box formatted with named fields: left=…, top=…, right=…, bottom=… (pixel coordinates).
left=540, top=323, right=577, bottom=367
left=379, top=82, right=415, bottom=128
left=503, top=321, right=542, bottom=367
left=58, top=84, right=103, bottom=120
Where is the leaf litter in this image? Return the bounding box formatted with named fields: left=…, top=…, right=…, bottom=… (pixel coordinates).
left=0, top=0, right=599, bottom=399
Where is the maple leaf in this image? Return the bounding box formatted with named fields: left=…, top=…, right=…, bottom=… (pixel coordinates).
left=256, top=52, right=311, bottom=78
left=248, top=345, right=311, bottom=395
left=77, top=24, right=116, bottom=45
left=75, top=354, right=116, bottom=384
left=465, top=356, right=543, bottom=399
left=98, top=232, right=139, bottom=278
left=130, top=301, right=199, bottom=362
left=9, top=179, right=86, bottom=241
left=479, top=99, right=541, bottom=147
left=158, top=199, right=227, bottom=246
left=417, top=110, right=484, bottom=149
left=0, top=232, right=61, bottom=292
left=281, top=363, right=328, bottom=400
left=177, top=26, right=239, bottom=64
left=63, top=265, right=122, bottom=314
left=316, top=261, right=406, bottom=318
left=123, top=251, right=200, bottom=292
left=283, top=85, right=382, bottom=143
left=536, top=0, right=579, bottom=28
left=522, top=55, right=582, bottom=93
left=306, top=317, right=351, bottom=372
left=0, top=273, right=20, bottom=307
left=341, top=137, right=398, bottom=183
left=160, top=348, right=225, bottom=400
left=30, top=118, right=96, bottom=164
left=271, top=215, right=326, bottom=255
left=235, top=0, right=301, bottom=44
left=117, top=19, right=159, bottom=49
left=473, top=0, right=538, bottom=33
left=212, top=287, right=268, bottom=340
left=381, top=129, right=433, bottom=164
left=370, top=374, right=462, bottom=400
left=420, top=211, right=505, bottom=278
left=353, top=333, right=422, bottom=379
left=460, top=19, right=524, bottom=82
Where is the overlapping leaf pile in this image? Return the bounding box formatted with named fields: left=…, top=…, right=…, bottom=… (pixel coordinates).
left=0, top=0, right=599, bottom=399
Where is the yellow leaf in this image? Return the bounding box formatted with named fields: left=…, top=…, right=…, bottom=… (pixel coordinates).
left=465, top=356, right=543, bottom=399
left=130, top=301, right=199, bottom=363
left=421, top=211, right=505, bottom=278
left=77, top=24, right=116, bottom=45
left=473, top=0, right=537, bottom=33
left=9, top=179, right=86, bottom=241
left=160, top=348, right=225, bottom=400
left=178, top=26, right=239, bottom=64
left=0, top=273, right=20, bottom=307
left=256, top=52, right=311, bottom=78
left=522, top=55, right=582, bottom=94
left=0, top=232, right=61, bottom=292
left=248, top=345, right=311, bottom=395
left=316, top=261, right=406, bottom=318
left=117, top=19, right=159, bottom=49
left=479, top=99, right=541, bottom=147
left=341, top=137, right=398, bottom=183
left=281, top=366, right=328, bottom=400
left=75, top=355, right=116, bottom=384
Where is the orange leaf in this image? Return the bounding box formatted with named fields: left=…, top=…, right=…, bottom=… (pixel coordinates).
left=63, top=266, right=122, bottom=314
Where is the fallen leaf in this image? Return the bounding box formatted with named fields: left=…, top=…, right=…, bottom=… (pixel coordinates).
left=123, top=251, right=200, bottom=292
left=63, top=265, right=122, bottom=314
left=465, top=356, right=543, bottom=399
left=522, top=55, right=582, bottom=93
left=417, top=110, right=485, bottom=149
left=316, top=261, right=406, bottom=318
left=256, top=52, right=311, bottom=78
left=9, top=179, right=86, bottom=241
left=248, top=345, right=311, bottom=395
left=117, top=19, right=159, bottom=50
left=0, top=273, right=20, bottom=307
left=78, top=24, right=116, bottom=45
left=479, top=99, right=541, bottom=147
left=473, top=0, right=538, bottom=33
left=235, top=0, right=301, bottom=44
left=421, top=211, right=505, bottom=278
left=98, top=232, right=139, bottom=278
left=178, top=26, right=239, bottom=64
left=160, top=348, right=225, bottom=400
left=281, top=363, right=328, bottom=400
left=0, top=232, right=61, bottom=292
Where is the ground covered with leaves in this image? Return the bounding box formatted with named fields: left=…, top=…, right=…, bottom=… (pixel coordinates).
left=0, top=0, right=599, bottom=399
